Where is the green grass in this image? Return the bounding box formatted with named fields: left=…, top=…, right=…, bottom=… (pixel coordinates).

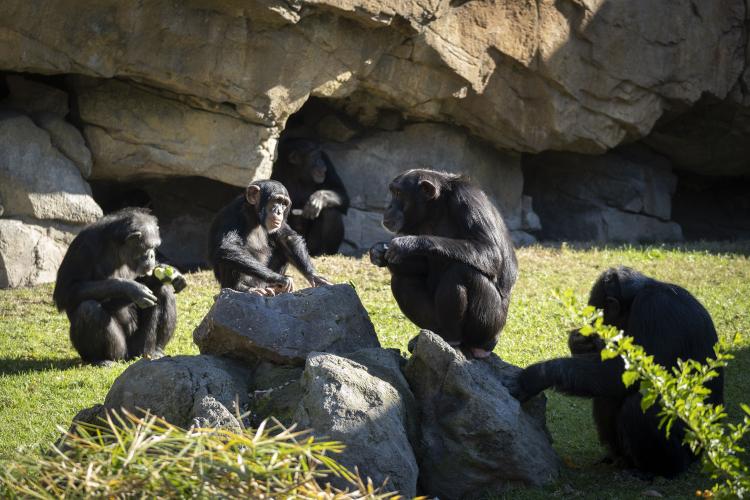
left=1, top=242, right=749, bottom=498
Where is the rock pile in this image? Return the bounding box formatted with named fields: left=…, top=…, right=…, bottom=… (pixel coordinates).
left=71, top=285, right=559, bottom=498
left=0, top=76, right=102, bottom=288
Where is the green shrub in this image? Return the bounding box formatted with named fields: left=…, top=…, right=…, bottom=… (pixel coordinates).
left=0, top=411, right=401, bottom=499
left=558, top=289, right=750, bottom=499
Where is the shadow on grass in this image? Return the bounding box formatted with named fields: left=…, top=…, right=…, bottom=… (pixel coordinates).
left=531, top=239, right=750, bottom=257
left=0, top=357, right=80, bottom=376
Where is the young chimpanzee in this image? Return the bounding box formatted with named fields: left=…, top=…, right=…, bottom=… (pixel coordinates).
left=53, top=208, right=187, bottom=366
left=369, top=169, right=518, bottom=358
left=208, top=179, right=332, bottom=295
left=511, top=267, right=723, bottom=477
left=271, top=139, right=349, bottom=256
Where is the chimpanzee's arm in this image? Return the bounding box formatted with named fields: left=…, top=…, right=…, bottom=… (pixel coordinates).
left=277, top=226, right=317, bottom=279
left=388, top=235, right=500, bottom=278
left=512, top=356, right=629, bottom=402
left=67, top=279, right=158, bottom=309
left=308, top=190, right=347, bottom=209
left=213, top=231, right=287, bottom=284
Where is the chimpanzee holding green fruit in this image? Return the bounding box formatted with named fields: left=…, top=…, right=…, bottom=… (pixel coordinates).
left=53, top=208, right=186, bottom=366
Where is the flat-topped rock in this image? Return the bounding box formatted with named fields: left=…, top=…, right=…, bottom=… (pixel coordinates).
left=193, top=284, right=380, bottom=366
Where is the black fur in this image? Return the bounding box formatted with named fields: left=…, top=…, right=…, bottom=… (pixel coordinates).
left=208, top=179, right=326, bottom=292
left=369, top=169, right=518, bottom=354
left=271, top=138, right=349, bottom=256
left=513, top=266, right=723, bottom=477
left=53, top=208, right=180, bottom=364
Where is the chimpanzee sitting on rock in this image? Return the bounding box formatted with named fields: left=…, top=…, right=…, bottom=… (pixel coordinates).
left=208, top=179, right=332, bottom=296
left=369, top=169, right=518, bottom=358
left=53, top=208, right=187, bottom=366
left=511, top=267, right=723, bottom=478
left=271, top=138, right=349, bottom=256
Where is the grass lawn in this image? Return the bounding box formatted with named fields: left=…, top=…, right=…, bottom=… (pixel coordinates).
left=1, top=242, right=749, bottom=498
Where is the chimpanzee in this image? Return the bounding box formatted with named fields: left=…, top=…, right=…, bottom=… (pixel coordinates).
left=511, top=266, right=723, bottom=477
left=271, top=138, right=349, bottom=256
left=369, top=169, right=518, bottom=358
left=53, top=208, right=186, bottom=366
left=208, top=179, right=332, bottom=295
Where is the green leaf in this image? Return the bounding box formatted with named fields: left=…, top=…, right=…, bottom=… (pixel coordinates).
left=622, top=371, right=639, bottom=388
left=600, top=349, right=618, bottom=361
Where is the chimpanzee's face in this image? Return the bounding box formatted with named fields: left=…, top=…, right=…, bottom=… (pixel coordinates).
left=290, top=147, right=327, bottom=184
left=263, top=194, right=290, bottom=233
left=123, top=226, right=160, bottom=276
left=382, top=171, right=438, bottom=235
left=246, top=180, right=291, bottom=234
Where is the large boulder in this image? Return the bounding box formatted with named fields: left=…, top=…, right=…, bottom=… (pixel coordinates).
left=86, top=355, right=253, bottom=431
left=194, top=285, right=380, bottom=365
left=293, top=349, right=419, bottom=497
left=404, top=331, right=559, bottom=498
left=525, top=145, right=683, bottom=242
left=0, top=219, right=77, bottom=288
left=0, top=0, right=743, bottom=156
left=0, top=112, right=102, bottom=224
left=73, top=78, right=276, bottom=186
left=33, top=112, right=93, bottom=178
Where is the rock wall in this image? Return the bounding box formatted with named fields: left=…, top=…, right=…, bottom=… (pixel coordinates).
left=1, top=0, right=749, bottom=285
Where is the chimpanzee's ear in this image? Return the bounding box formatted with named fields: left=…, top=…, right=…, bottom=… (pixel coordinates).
left=418, top=179, right=439, bottom=200
left=245, top=184, right=261, bottom=205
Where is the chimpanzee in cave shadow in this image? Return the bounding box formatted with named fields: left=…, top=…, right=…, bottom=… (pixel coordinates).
left=271, top=138, right=349, bottom=256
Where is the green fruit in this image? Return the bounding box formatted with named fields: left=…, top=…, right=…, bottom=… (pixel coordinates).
left=164, top=266, right=175, bottom=278
left=154, top=267, right=166, bottom=281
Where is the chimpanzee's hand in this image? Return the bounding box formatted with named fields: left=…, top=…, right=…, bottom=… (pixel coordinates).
left=385, top=236, right=418, bottom=264
left=369, top=242, right=389, bottom=267
left=308, top=274, right=332, bottom=288
left=274, top=276, right=295, bottom=294
left=127, top=281, right=158, bottom=309
left=302, top=193, right=325, bottom=219
left=507, top=364, right=548, bottom=402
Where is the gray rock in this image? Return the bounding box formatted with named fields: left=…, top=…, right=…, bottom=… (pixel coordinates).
left=0, top=0, right=743, bottom=157
left=404, top=331, right=559, bottom=498
left=100, top=355, right=253, bottom=430
left=294, top=350, right=418, bottom=497
left=0, top=218, right=78, bottom=288
left=525, top=145, right=683, bottom=243
left=33, top=112, right=93, bottom=178
left=0, top=112, right=102, bottom=225
left=2, top=75, right=69, bottom=116
left=248, top=362, right=305, bottom=426
left=73, top=78, right=275, bottom=187
left=194, top=285, right=380, bottom=365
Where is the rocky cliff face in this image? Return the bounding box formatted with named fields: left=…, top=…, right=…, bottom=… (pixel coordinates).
left=1, top=0, right=748, bottom=285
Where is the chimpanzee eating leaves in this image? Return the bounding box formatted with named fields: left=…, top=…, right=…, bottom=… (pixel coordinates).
left=271, top=139, right=349, bottom=256
left=53, top=208, right=186, bottom=366
left=208, top=179, right=332, bottom=295
left=369, top=169, right=518, bottom=358
left=511, top=266, right=723, bottom=477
